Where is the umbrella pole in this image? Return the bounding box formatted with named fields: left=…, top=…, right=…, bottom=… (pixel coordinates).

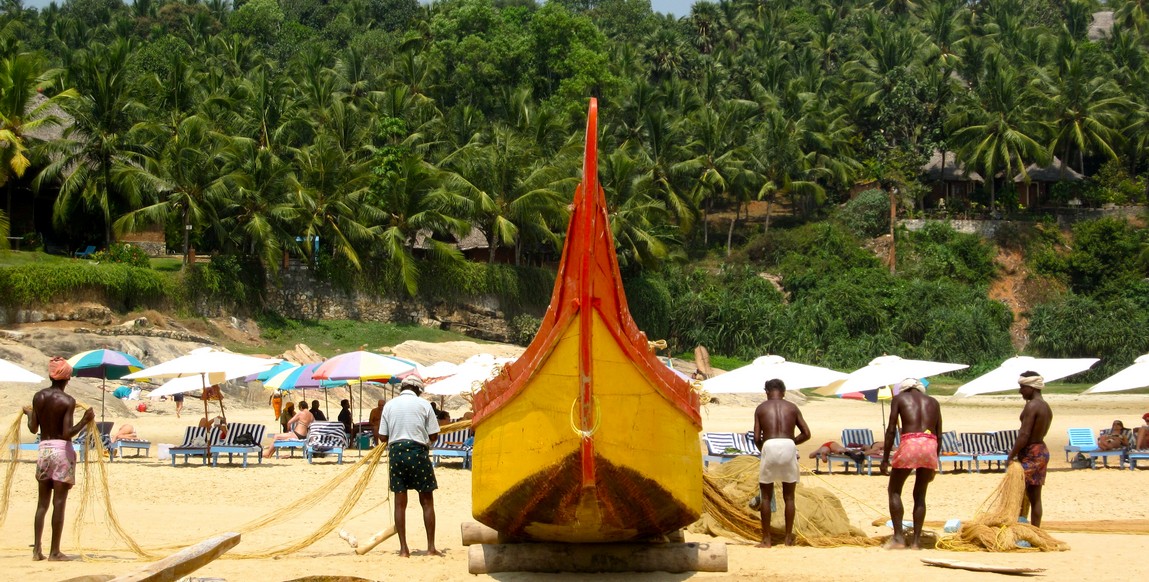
left=880, top=400, right=886, bottom=432
left=101, top=371, right=107, bottom=425
left=202, top=374, right=209, bottom=424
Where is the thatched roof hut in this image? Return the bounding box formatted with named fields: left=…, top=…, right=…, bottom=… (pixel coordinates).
left=1015, top=157, right=1084, bottom=183
left=922, top=150, right=983, bottom=182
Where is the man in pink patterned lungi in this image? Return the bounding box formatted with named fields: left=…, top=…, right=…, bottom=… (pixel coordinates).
left=24, top=356, right=94, bottom=561
left=880, top=378, right=942, bottom=550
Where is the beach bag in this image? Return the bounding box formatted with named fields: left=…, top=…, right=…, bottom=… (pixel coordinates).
left=234, top=433, right=256, bottom=446
left=1071, top=453, right=1092, bottom=469
left=190, top=436, right=207, bottom=447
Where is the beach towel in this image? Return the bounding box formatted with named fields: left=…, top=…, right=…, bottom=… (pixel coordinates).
left=36, top=439, right=76, bottom=486
left=891, top=432, right=938, bottom=470
left=758, top=438, right=799, bottom=484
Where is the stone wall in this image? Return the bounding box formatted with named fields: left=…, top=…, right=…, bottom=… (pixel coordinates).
left=265, top=266, right=515, bottom=343
left=902, top=206, right=1146, bottom=239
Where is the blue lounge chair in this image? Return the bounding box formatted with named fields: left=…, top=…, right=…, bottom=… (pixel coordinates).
left=939, top=431, right=975, bottom=473
left=211, top=423, right=266, bottom=468
left=702, top=432, right=758, bottom=467
left=431, top=428, right=474, bottom=469
left=304, top=422, right=347, bottom=464
left=1065, top=427, right=1125, bottom=469
left=73, top=245, right=96, bottom=258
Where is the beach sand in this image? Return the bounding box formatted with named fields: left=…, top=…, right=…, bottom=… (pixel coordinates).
left=0, top=390, right=1146, bottom=581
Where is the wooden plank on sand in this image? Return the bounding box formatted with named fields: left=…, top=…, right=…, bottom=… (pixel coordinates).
left=922, top=558, right=1045, bottom=575
left=109, top=532, right=241, bottom=582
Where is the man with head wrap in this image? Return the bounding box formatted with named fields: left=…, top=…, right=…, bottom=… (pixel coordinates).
left=379, top=376, right=442, bottom=557
left=1008, top=371, right=1052, bottom=526
left=880, top=378, right=942, bottom=550
left=22, top=356, right=95, bottom=561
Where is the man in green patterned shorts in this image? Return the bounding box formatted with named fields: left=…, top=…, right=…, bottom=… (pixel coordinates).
left=379, top=377, right=441, bottom=557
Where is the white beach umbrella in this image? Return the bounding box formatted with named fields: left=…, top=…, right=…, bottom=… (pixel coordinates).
left=701, top=355, right=848, bottom=393
left=424, top=355, right=515, bottom=396
left=415, top=361, right=460, bottom=381
left=826, top=355, right=968, bottom=396
left=953, top=356, right=1099, bottom=397
left=0, top=357, right=45, bottom=383
left=128, top=349, right=280, bottom=399
left=1083, top=354, right=1149, bottom=394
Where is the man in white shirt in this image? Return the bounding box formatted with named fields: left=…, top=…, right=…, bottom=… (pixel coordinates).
left=379, top=377, right=441, bottom=557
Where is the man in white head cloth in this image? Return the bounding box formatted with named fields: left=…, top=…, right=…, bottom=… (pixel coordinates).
left=379, top=376, right=442, bottom=557
left=1007, top=371, right=1052, bottom=526
left=880, top=378, right=942, bottom=550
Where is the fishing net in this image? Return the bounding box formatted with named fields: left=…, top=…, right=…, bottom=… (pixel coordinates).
left=0, top=412, right=477, bottom=561
left=690, top=456, right=880, bottom=547
left=936, top=463, right=1069, bottom=552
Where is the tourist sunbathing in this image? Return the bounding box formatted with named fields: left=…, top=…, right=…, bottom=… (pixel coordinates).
left=1137, top=413, right=1149, bottom=449
left=1097, top=420, right=1128, bottom=451
left=263, top=401, right=314, bottom=458
left=809, top=440, right=883, bottom=463
left=110, top=424, right=138, bottom=443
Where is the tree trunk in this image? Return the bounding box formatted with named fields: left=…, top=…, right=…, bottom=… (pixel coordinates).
left=488, top=233, right=497, bottom=263
left=888, top=189, right=897, bottom=274
left=183, top=207, right=191, bottom=266
left=764, top=198, right=773, bottom=235
left=702, top=199, right=710, bottom=246
left=724, top=205, right=737, bottom=257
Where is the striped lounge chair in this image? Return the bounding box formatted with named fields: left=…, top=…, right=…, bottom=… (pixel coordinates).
left=304, top=422, right=348, bottom=464
left=938, top=431, right=975, bottom=473
left=431, top=428, right=474, bottom=469
left=959, top=432, right=1008, bottom=472
left=211, top=423, right=267, bottom=468
left=170, top=426, right=216, bottom=466
left=702, top=432, right=759, bottom=467
left=1125, top=428, right=1149, bottom=469
left=816, top=428, right=884, bottom=475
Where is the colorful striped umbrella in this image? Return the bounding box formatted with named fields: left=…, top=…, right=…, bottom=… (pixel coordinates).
left=245, top=360, right=297, bottom=383
left=67, top=349, right=146, bottom=423
left=265, top=362, right=347, bottom=417
left=314, top=351, right=418, bottom=452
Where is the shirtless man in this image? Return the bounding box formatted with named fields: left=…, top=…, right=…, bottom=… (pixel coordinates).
left=752, top=378, right=811, bottom=547
left=880, top=378, right=942, bottom=550
left=262, top=401, right=314, bottom=458
left=1137, top=413, right=1149, bottom=450
left=369, top=399, right=386, bottom=446
left=23, top=356, right=95, bottom=561
left=1007, top=371, right=1052, bottom=527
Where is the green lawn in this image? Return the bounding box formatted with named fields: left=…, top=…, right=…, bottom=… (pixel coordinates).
left=149, top=257, right=183, bottom=271
left=229, top=318, right=490, bottom=357
left=0, top=249, right=75, bottom=266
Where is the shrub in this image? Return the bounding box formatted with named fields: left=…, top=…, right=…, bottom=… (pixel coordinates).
left=91, top=243, right=150, bottom=268
left=899, top=222, right=997, bottom=286
left=838, top=189, right=890, bottom=238
left=623, top=272, right=672, bottom=341
left=1028, top=293, right=1149, bottom=381
left=0, top=263, right=172, bottom=309
left=509, top=314, right=542, bottom=346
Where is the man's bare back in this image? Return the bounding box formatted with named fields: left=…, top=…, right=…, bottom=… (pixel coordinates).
left=888, top=390, right=942, bottom=436
left=28, top=388, right=82, bottom=441
left=753, top=399, right=811, bottom=447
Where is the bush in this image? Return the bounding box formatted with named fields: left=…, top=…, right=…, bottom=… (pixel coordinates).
left=899, top=222, right=997, bottom=286
left=838, top=189, right=890, bottom=238
left=180, top=255, right=266, bottom=313
left=509, top=314, right=542, bottom=346
left=623, top=272, right=672, bottom=341
left=1064, top=218, right=1145, bottom=296
left=0, top=263, right=172, bottom=309
left=91, top=243, right=150, bottom=268
left=1028, top=293, right=1149, bottom=381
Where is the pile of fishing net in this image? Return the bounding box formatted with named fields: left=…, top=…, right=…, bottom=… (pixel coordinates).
left=937, top=463, right=1069, bottom=552
left=689, top=456, right=879, bottom=547
left=0, top=411, right=467, bottom=560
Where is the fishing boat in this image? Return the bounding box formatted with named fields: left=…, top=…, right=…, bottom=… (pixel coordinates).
left=470, top=99, right=702, bottom=543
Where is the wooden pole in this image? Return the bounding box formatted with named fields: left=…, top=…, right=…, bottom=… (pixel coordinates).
left=354, top=525, right=398, bottom=555
left=467, top=542, right=727, bottom=574
left=461, top=522, right=503, bottom=545
left=108, top=532, right=240, bottom=582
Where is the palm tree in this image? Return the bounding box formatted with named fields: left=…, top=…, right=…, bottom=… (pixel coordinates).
left=949, top=56, right=1049, bottom=212
left=113, top=115, right=238, bottom=265
left=439, top=123, right=571, bottom=264
left=598, top=145, right=679, bottom=270
left=0, top=50, right=77, bottom=223
left=39, top=39, right=143, bottom=246
left=1036, top=47, right=1126, bottom=176
left=291, top=135, right=376, bottom=271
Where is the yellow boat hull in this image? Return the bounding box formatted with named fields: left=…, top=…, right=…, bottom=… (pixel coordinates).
left=472, top=312, right=702, bottom=542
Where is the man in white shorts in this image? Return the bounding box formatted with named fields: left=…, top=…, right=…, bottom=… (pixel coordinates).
left=752, top=378, right=810, bottom=547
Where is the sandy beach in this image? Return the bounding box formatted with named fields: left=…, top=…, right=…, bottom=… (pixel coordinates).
left=1, top=387, right=1146, bottom=581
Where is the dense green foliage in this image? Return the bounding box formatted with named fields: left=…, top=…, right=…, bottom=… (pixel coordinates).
left=663, top=223, right=1014, bottom=374
left=90, top=242, right=150, bottom=267
left=0, top=262, right=172, bottom=309
left=1, top=0, right=1147, bottom=375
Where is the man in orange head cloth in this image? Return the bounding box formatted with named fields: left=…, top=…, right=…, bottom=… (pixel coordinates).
left=23, top=356, right=94, bottom=561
